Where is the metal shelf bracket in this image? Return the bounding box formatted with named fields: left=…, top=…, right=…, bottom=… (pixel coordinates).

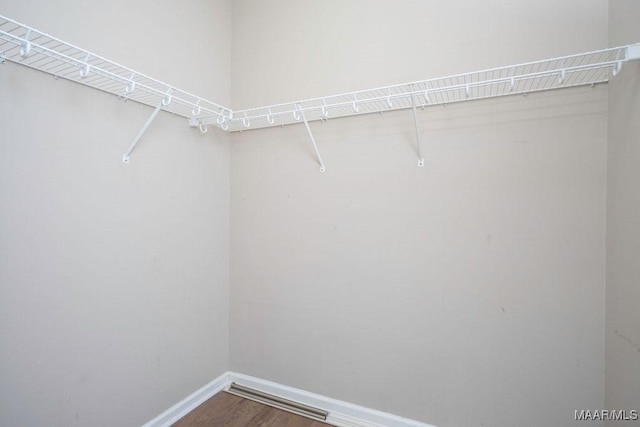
left=298, top=104, right=325, bottom=173
left=122, top=102, right=163, bottom=163
left=410, top=92, right=425, bottom=167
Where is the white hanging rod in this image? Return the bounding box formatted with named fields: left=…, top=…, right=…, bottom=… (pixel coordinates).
left=0, top=14, right=231, bottom=128
left=208, top=43, right=639, bottom=132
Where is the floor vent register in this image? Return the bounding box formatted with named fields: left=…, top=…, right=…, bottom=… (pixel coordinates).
left=227, top=382, right=329, bottom=422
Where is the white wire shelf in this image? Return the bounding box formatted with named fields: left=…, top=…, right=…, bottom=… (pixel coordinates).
left=1, top=13, right=639, bottom=164
left=216, top=43, right=639, bottom=132
left=0, top=15, right=229, bottom=126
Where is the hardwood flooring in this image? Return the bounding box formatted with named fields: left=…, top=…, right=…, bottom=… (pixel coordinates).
left=172, top=391, right=333, bottom=426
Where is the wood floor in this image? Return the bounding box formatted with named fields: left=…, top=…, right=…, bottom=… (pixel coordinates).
left=172, top=391, right=334, bottom=426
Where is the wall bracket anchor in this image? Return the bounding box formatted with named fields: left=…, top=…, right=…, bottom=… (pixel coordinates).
left=298, top=104, right=325, bottom=172
left=189, top=117, right=208, bottom=134
left=122, top=101, right=163, bottom=163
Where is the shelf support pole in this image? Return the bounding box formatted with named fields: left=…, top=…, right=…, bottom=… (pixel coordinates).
left=122, top=101, right=163, bottom=163
left=411, top=93, right=425, bottom=167
left=299, top=106, right=326, bottom=172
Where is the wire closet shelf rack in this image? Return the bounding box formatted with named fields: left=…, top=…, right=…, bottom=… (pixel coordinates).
left=1, top=13, right=639, bottom=163
left=220, top=44, right=638, bottom=132
left=0, top=15, right=229, bottom=128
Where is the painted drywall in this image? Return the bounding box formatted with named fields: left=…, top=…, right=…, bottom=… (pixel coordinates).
left=0, top=1, right=231, bottom=426
left=230, top=1, right=608, bottom=426
left=231, top=0, right=608, bottom=107
left=606, top=1, right=640, bottom=425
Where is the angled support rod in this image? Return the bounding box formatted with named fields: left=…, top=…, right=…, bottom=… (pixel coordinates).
left=411, top=93, right=425, bottom=167
left=299, top=107, right=326, bottom=172
left=122, top=101, right=163, bottom=163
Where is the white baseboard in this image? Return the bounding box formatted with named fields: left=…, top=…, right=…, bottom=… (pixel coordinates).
left=228, top=372, right=436, bottom=427
left=142, top=371, right=437, bottom=427
left=141, top=371, right=229, bottom=427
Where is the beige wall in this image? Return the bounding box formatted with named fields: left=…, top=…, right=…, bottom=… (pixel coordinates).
left=3, top=1, right=631, bottom=426
left=230, top=1, right=608, bottom=426
left=0, top=1, right=231, bottom=426
left=231, top=0, right=607, bottom=107
left=606, top=1, right=640, bottom=424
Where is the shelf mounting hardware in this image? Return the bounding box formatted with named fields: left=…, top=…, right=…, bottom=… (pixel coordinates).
left=612, top=49, right=624, bottom=76
left=192, top=100, right=202, bottom=116
left=79, top=53, right=91, bottom=78
left=217, top=108, right=230, bottom=130
left=465, top=75, right=471, bottom=98
left=19, top=29, right=31, bottom=58
left=125, top=73, right=136, bottom=95
left=297, top=103, right=325, bottom=173
left=122, top=101, right=163, bottom=163
left=161, top=88, right=173, bottom=106
left=122, top=87, right=174, bottom=162
left=559, top=64, right=566, bottom=84
left=410, top=91, right=425, bottom=168
left=188, top=117, right=208, bottom=134
left=508, top=68, right=515, bottom=92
